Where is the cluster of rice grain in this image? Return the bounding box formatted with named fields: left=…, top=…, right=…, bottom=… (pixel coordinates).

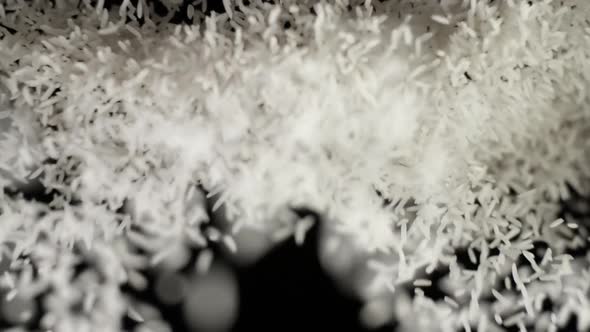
left=0, top=0, right=589, bottom=331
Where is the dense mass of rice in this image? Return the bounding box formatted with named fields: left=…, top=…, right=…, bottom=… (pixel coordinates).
left=0, top=0, right=589, bottom=331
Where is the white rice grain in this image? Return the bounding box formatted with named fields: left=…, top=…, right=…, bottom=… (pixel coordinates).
left=100, top=9, right=109, bottom=29
left=268, top=7, right=281, bottom=25
left=125, top=25, right=143, bottom=40
left=413, top=279, right=432, bottom=287
left=295, top=216, right=314, bottom=246
left=83, top=291, right=96, bottom=313
left=117, top=40, right=129, bottom=53
left=541, top=248, right=553, bottom=265
left=222, top=235, right=237, bottom=253
left=119, top=0, right=131, bottom=18
left=512, top=263, right=523, bottom=286
left=522, top=251, right=543, bottom=273
left=431, top=14, right=450, bottom=25
left=137, top=0, right=143, bottom=19
left=491, top=289, right=507, bottom=303
left=96, top=0, right=105, bottom=15
left=414, top=287, right=424, bottom=297
left=494, top=313, right=503, bottom=325
left=196, top=249, right=214, bottom=274
left=206, top=228, right=221, bottom=242
left=223, top=0, right=233, bottom=19
left=125, top=68, right=149, bottom=88
left=549, top=218, right=564, bottom=228
left=28, top=166, right=44, bottom=180
left=22, top=87, right=33, bottom=106
left=127, top=306, right=144, bottom=322
left=5, top=289, right=17, bottom=301
left=444, top=296, right=459, bottom=308
left=187, top=4, right=195, bottom=20
left=212, top=190, right=230, bottom=212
